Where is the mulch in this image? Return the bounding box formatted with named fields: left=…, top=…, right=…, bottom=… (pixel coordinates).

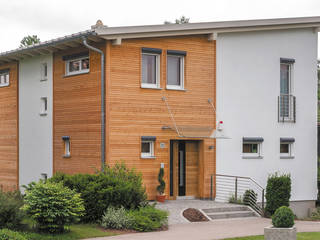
left=183, top=208, right=209, bottom=222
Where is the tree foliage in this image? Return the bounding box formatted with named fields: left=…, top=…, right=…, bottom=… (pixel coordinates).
left=164, top=16, right=190, bottom=24
left=20, top=35, right=40, bottom=47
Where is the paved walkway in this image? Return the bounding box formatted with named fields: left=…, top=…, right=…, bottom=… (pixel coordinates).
left=155, top=199, right=241, bottom=224
left=87, top=218, right=320, bottom=240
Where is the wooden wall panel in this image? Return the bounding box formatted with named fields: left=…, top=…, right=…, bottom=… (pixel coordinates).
left=0, top=62, right=19, bottom=190
left=53, top=45, right=105, bottom=175
left=107, top=36, right=216, bottom=199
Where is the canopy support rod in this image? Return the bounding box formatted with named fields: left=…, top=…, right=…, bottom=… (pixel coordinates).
left=162, top=96, right=182, bottom=137
left=208, top=98, right=218, bottom=124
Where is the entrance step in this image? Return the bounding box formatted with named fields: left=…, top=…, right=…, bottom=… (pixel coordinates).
left=176, top=196, right=196, bottom=200
left=201, top=205, right=258, bottom=220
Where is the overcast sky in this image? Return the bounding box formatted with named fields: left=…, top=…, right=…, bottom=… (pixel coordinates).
left=0, top=0, right=320, bottom=55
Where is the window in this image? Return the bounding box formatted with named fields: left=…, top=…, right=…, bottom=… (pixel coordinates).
left=141, top=136, right=156, bottom=158
left=166, top=50, right=186, bottom=90
left=65, top=55, right=89, bottom=76
left=40, top=97, right=48, bottom=116
left=0, top=69, right=9, bottom=87
left=62, top=136, right=71, bottom=158
left=40, top=63, right=48, bottom=81
left=242, top=137, right=263, bottom=158
left=279, top=58, right=295, bottom=122
left=141, top=48, right=161, bottom=88
left=280, top=138, right=294, bottom=158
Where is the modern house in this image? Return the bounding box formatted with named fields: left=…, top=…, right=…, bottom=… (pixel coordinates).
left=0, top=16, right=318, bottom=217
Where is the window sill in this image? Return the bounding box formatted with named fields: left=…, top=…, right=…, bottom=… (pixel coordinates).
left=40, top=78, right=48, bottom=82
left=140, top=86, right=162, bottom=90
left=140, top=156, right=156, bottom=159
left=63, top=154, right=71, bottom=158
left=39, top=112, right=47, bottom=116
left=166, top=87, right=187, bottom=92
left=63, top=71, right=90, bottom=78
left=280, top=156, right=295, bottom=159
left=0, top=84, right=9, bottom=88
left=242, top=156, right=263, bottom=159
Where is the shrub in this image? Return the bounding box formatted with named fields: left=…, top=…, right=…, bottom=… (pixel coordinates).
left=100, top=206, right=133, bottom=230
left=0, top=190, right=25, bottom=229
left=22, top=181, right=84, bottom=233
left=228, top=194, right=243, bottom=204
left=128, top=205, right=168, bottom=232
left=243, top=189, right=257, bottom=207
left=0, top=229, right=26, bottom=240
left=156, top=168, right=165, bottom=195
left=310, top=207, right=320, bottom=220
left=265, top=173, right=291, bottom=216
left=50, top=163, right=147, bottom=222
left=272, top=206, right=295, bottom=228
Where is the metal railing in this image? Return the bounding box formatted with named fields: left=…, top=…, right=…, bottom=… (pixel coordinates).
left=211, top=174, right=265, bottom=216
left=278, top=94, right=296, bottom=123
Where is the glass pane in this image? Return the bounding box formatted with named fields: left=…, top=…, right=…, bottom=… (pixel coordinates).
left=280, top=64, right=289, bottom=94
left=280, top=143, right=289, bottom=153
left=142, top=54, right=156, bottom=84
left=141, top=142, right=150, bottom=153
left=82, top=58, right=89, bottom=70
left=69, top=60, right=80, bottom=72
left=167, top=56, right=181, bottom=86
left=0, top=75, right=4, bottom=84
left=243, top=143, right=258, bottom=153
left=44, top=64, right=47, bottom=77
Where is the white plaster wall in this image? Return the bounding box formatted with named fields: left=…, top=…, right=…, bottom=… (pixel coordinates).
left=216, top=29, right=318, bottom=201
left=19, top=55, right=53, bottom=187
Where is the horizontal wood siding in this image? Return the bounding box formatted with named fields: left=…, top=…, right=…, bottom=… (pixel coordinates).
left=53, top=45, right=104, bottom=175
left=107, top=36, right=216, bottom=199
left=0, top=62, right=18, bottom=190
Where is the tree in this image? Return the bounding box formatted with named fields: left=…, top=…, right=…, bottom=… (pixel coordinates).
left=164, top=16, right=190, bottom=24
left=20, top=35, right=40, bottom=48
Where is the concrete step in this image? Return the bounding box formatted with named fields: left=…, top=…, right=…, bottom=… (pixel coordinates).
left=202, top=206, right=250, bottom=214
left=207, top=210, right=257, bottom=220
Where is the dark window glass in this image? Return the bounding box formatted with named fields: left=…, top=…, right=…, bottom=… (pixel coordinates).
left=142, top=54, right=157, bottom=84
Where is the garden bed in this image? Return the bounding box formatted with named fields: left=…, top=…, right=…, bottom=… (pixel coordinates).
left=183, top=208, right=209, bottom=222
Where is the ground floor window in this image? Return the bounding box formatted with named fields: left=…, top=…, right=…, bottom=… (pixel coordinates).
left=280, top=138, right=294, bottom=158
left=242, top=137, right=263, bottom=158
left=141, top=136, right=156, bottom=158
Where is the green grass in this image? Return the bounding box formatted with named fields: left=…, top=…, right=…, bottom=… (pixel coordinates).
left=18, top=224, right=116, bottom=240
left=223, top=232, right=320, bottom=240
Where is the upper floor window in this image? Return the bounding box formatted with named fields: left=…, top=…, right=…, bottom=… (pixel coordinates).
left=40, top=63, right=48, bottom=81
left=279, top=58, right=295, bottom=122
left=242, top=137, right=264, bottom=159
left=63, top=52, right=89, bottom=76
left=0, top=69, right=9, bottom=87
left=141, top=48, right=161, bottom=89
left=166, top=50, right=186, bottom=90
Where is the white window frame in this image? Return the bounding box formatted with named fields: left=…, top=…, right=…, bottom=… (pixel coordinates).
left=0, top=71, right=9, bottom=87
left=141, top=140, right=155, bottom=158
left=166, top=55, right=184, bottom=90
left=242, top=142, right=262, bottom=158
left=40, top=62, right=48, bottom=81
left=65, top=56, right=90, bottom=76
left=40, top=97, right=48, bottom=116
left=141, top=53, right=160, bottom=89
left=280, top=62, right=294, bottom=120
left=280, top=142, right=294, bottom=158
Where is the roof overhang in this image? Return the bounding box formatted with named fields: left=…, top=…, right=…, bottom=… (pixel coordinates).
left=0, top=30, right=102, bottom=65
left=95, top=16, right=320, bottom=41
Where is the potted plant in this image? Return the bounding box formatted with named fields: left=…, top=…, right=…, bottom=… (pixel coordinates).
left=264, top=206, right=296, bottom=240
left=156, top=167, right=166, bottom=203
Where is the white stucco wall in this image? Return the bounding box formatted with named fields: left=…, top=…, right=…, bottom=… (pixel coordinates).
left=19, top=55, right=53, bottom=187
left=216, top=29, right=318, bottom=202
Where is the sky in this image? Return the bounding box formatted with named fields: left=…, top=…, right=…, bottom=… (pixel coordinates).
left=0, top=0, right=320, bottom=54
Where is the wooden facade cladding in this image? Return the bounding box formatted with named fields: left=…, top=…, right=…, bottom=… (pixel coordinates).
left=53, top=44, right=104, bottom=175
left=0, top=62, right=19, bottom=190
left=106, top=36, right=216, bottom=199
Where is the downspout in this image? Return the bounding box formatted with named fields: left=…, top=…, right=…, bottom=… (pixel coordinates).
left=82, top=37, right=105, bottom=171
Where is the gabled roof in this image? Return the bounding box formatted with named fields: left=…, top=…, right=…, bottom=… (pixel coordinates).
left=1, top=16, right=320, bottom=65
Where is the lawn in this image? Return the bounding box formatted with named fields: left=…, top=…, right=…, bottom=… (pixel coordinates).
left=18, top=224, right=116, bottom=240
left=223, top=232, right=320, bottom=240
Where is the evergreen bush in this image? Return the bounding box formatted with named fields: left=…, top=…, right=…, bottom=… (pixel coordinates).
left=272, top=206, right=295, bottom=228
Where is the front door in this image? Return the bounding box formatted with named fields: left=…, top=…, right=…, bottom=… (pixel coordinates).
left=170, top=140, right=199, bottom=198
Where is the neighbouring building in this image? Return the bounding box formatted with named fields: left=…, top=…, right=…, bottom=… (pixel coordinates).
left=0, top=16, right=318, bottom=218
